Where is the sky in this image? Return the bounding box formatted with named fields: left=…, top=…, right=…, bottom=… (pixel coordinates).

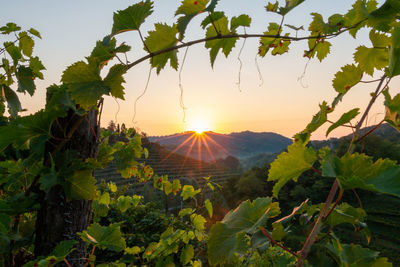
left=2, top=0, right=399, bottom=139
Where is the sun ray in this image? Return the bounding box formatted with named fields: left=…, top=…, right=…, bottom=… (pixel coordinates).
left=180, top=134, right=199, bottom=171
left=204, top=134, right=230, bottom=156
left=161, top=132, right=196, bottom=163
left=200, top=134, right=216, bottom=162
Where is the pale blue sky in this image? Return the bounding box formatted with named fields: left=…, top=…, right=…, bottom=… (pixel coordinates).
left=1, top=0, right=398, bottom=139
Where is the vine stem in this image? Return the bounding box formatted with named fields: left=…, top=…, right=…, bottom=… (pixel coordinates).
left=323, top=188, right=344, bottom=221
left=125, top=21, right=364, bottom=71
left=84, top=245, right=96, bottom=267
left=296, top=75, right=387, bottom=267
left=355, top=119, right=384, bottom=143
left=259, top=226, right=298, bottom=257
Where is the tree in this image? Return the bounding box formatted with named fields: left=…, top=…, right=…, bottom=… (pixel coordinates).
left=1, top=0, right=400, bottom=266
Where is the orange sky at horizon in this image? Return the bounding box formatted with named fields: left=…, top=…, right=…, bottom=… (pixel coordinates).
left=2, top=0, right=399, bottom=140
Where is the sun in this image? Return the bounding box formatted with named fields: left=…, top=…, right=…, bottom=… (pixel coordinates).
left=187, top=117, right=211, bottom=134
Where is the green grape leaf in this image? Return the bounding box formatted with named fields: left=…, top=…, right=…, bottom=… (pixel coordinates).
left=279, top=0, right=305, bottom=15
left=271, top=223, right=286, bottom=241
left=0, top=23, right=21, bottom=34
left=344, top=0, right=376, bottom=38
left=51, top=240, right=77, bottom=258
left=2, top=85, right=22, bottom=117
left=78, top=222, right=126, bottom=252
left=383, top=89, right=400, bottom=131
left=367, top=0, right=399, bottom=32
left=322, top=152, right=400, bottom=197
left=230, top=14, right=251, bottom=32
left=125, top=246, right=141, bottom=255
left=175, top=0, right=208, bottom=38
left=308, top=39, right=331, bottom=62
left=179, top=208, right=193, bottom=217
left=354, top=46, right=388, bottom=75
left=309, top=13, right=333, bottom=34
left=266, top=1, right=279, bottom=12
left=28, top=28, right=41, bottom=39
left=39, top=171, right=59, bottom=192
left=90, top=38, right=118, bottom=67
left=45, top=84, right=75, bottom=118
left=205, top=16, right=237, bottom=67
left=117, top=196, right=131, bottom=212
left=111, top=0, right=153, bottom=35
left=369, top=30, right=390, bottom=47
left=16, top=66, right=35, bottom=96
left=18, top=31, right=34, bottom=57
left=176, top=0, right=208, bottom=15
left=64, top=170, right=97, bottom=200
left=316, top=41, right=331, bottom=62
left=268, top=142, right=317, bottom=198
left=103, top=64, right=126, bottom=100
left=144, top=23, right=179, bottom=73
left=191, top=213, right=206, bottom=231
left=200, top=11, right=224, bottom=29
left=205, top=199, right=213, bottom=218
left=62, top=61, right=108, bottom=110
left=29, top=56, right=45, bottom=79
left=332, top=64, right=362, bottom=94
left=180, top=244, right=194, bottom=265
left=205, top=0, right=219, bottom=12
left=0, top=110, right=54, bottom=151
left=181, top=185, right=200, bottom=200
left=326, top=108, right=359, bottom=137
left=258, top=23, right=279, bottom=56
left=208, top=197, right=280, bottom=265
left=388, top=26, right=400, bottom=77
left=325, top=202, right=366, bottom=228
left=172, top=179, right=181, bottom=195
left=304, top=101, right=329, bottom=135
left=327, top=240, right=392, bottom=267
left=4, top=42, right=22, bottom=64
left=98, top=192, right=110, bottom=206
left=163, top=180, right=172, bottom=195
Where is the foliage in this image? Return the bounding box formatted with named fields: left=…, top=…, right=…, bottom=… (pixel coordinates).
left=1, top=0, right=400, bottom=266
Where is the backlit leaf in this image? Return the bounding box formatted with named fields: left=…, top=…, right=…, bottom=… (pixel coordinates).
left=2, top=85, right=22, bottom=117
left=180, top=244, right=194, bottom=265
left=388, top=27, right=400, bottom=77
left=181, top=185, right=200, bottom=200
left=111, top=1, right=153, bottom=35
left=144, top=23, right=179, bottom=73
left=16, top=66, right=35, bottom=96
left=327, top=240, right=392, bottom=266
left=0, top=23, right=21, bottom=34
left=268, top=142, right=317, bottom=198
left=230, top=14, right=251, bottom=31
left=208, top=197, right=280, bottom=265
left=322, top=152, right=400, bottom=197
left=78, top=223, right=126, bottom=252
left=62, top=61, right=108, bottom=109
left=383, top=89, right=400, bottom=131
left=64, top=170, right=97, bottom=200
left=332, top=64, right=362, bottom=94
left=104, top=64, right=126, bottom=100
left=205, top=199, right=213, bottom=218
left=18, top=31, right=34, bottom=57
left=326, top=108, right=359, bottom=137
left=354, top=46, right=388, bottom=75
left=205, top=16, right=237, bottom=67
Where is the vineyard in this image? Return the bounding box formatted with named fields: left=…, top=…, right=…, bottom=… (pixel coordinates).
left=1, top=0, right=400, bottom=266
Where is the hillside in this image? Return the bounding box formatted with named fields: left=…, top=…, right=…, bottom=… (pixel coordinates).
left=149, top=131, right=292, bottom=162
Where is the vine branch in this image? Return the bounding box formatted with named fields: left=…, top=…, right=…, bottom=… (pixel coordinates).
left=259, top=226, right=298, bottom=257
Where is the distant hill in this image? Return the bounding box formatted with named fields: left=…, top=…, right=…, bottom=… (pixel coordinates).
left=149, top=131, right=292, bottom=162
